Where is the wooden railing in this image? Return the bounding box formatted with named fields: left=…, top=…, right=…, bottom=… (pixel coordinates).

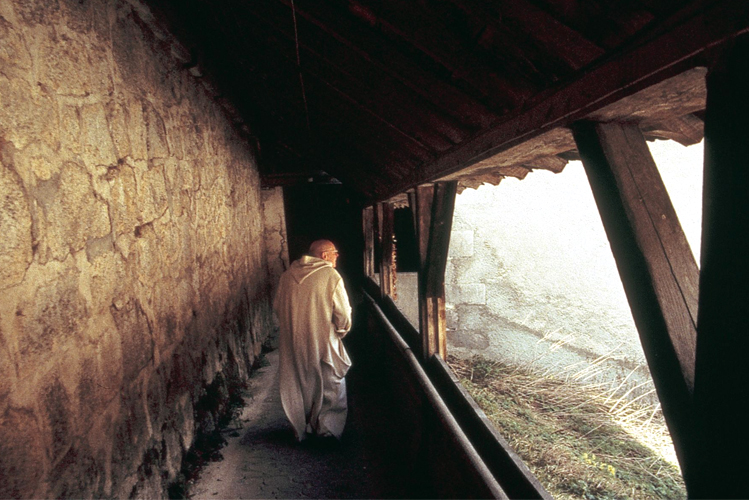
left=361, top=283, right=552, bottom=499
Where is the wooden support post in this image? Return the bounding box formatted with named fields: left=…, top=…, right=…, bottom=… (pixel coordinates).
left=572, top=121, right=698, bottom=481
left=412, top=182, right=457, bottom=360
left=379, top=202, right=396, bottom=298
left=363, top=206, right=375, bottom=277
left=692, top=34, right=749, bottom=499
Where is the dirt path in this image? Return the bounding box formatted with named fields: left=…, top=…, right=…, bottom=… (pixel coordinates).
left=187, top=349, right=394, bottom=499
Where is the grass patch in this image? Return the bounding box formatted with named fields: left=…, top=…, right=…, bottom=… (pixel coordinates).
left=447, top=355, right=686, bottom=500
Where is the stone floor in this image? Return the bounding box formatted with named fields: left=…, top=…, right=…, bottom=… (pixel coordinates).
left=187, top=337, right=416, bottom=499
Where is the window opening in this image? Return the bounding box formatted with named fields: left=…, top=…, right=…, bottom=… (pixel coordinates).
left=444, top=155, right=691, bottom=498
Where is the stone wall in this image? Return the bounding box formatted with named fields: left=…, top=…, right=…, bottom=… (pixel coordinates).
left=0, top=0, right=275, bottom=497
left=443, top=171, right=656, bottom=402
left=261, top=186, right=289, bottom=348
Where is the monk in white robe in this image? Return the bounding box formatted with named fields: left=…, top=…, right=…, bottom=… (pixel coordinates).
left=273, top=239, right=352, bottom=442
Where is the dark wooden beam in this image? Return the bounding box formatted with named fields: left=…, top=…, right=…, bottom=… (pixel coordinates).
left=363, top=206, right=375, bottom=278
left=347, top=0, right=538, bottom=111
left=443, top=0, right=605, bottom=72
left=692, top=33, right=749, bottom=499
left=413, top=185, right=438, bottom=360
left=425, top=182, right=458, bottom=299
left=378, top=202, right=396, bottom=298
left=269, top=0, right=497, bottom=129
left=572, top=120, right=698, bottom=482
left=244, top=1, right=471, bottom=148
left=412, top=182, right=457, bottom=360
left=376, top=0, right=749, bottom=202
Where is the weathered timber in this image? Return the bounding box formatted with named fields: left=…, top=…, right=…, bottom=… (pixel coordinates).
left=439, top=69, right=707, bottom=191
left=413, top=185, right=436, bottom=360
left=244, top=0, right=471, bottom=147
left=425, top=182, right=458, bottom=299
left=640, top=113, right=705, bottom=146
left=380, top=0, right=749, bottom=202
left=268, top=0, right=498, bottom=129
left=364, top=292, right=509, bottom=499
left=411, top=182, right=457, bottom=360
left=572, top=120, right=697, bottom=483
left=587, top=67, right=707, bottom=123
left=692, top=33, right=749, bottom=499
left=442, top=0, right=605, bottom=71
left=586, top=123, right=699, bottom=383
left=379, top=202, right=396, bottom=298
left=363, top=207, right=375, bottom=277
left=347, top=0, right=538, bottom=110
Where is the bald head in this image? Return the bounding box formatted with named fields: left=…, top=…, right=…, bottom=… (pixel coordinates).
left=309, top=239, right=340, bottom=267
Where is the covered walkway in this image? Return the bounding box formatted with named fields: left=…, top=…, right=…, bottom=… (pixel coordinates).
left=188, top=329, right=428, bottom=500
left=2, top=1, right=749, bottom=498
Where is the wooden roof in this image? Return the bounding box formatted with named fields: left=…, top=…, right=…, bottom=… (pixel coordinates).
left=145, top=0, right=748, bottom=204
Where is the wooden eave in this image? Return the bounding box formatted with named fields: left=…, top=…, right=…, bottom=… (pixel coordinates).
left=144, top=0, right=749, bottom=205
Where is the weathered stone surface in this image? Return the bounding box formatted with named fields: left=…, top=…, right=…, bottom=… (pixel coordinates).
left=0, top=156, right=32, bottom=288
left=450, top=283, right=486, bottom=305
left=448, top=329, right=490, bottom=350
left=0, top=408, right=45, bottom=499
left=448, top=229, right=474, bottom=257
left=34, top=161, right=111, bottom=261
left=81, top=102, right=118, bottom=170
left=0, top=0, right=277, bottom=497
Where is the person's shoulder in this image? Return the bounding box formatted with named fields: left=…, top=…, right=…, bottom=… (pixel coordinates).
left=316, top=265, right=342, bottom=282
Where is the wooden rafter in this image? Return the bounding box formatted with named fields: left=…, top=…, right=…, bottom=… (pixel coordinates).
left=377, top=0, right=749, bottom=202
left=572, top=120, right=698, bottom=486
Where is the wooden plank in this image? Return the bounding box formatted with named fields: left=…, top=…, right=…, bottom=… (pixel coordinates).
left=244, top=0, right=471, bottom=146
left=691, top=33, right=749, bottom=499
left=425, top=182, right=458, bottom=299
left=363, top=207, right=375, bottom=277
left=572, top=120, right=697, bottom=478
left=379, top=202, right=396, bottom=298
left=349, top=0, right=537, bottom=109
left=413, top=186, right=434, bottom=272
left=268, top=0, right=497, bottom=129
left=412, top=185, right=435, bottom=359
left=412, top=182, right=457, bottom=359
left=363, top=292, right=509, bottom=499
left=376, top=0, right=749, bottom=202
left=589, top=123, right=698, bottom=385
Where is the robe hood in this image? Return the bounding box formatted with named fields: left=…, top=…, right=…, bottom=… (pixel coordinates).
left=288, top=255, right=332, bottom=285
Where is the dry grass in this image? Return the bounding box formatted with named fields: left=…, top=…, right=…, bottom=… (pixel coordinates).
left=447, top=355, right=686, bottom=500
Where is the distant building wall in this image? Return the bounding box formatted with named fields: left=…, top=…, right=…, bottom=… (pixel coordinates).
left=0, top=1, right=275, bottom=497
left=392, top=170, right=659, bottom=403
left=444, top=174, right=655, bottom=401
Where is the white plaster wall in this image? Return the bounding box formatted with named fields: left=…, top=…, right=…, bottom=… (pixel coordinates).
left=444, top=139, right=703, bottom=400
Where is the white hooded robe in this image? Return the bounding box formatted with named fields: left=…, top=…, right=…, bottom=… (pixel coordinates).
left=273, top=255, right=352, bottom=441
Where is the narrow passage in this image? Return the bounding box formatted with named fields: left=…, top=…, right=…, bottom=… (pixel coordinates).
left=189, top=329, right=416, bottom=499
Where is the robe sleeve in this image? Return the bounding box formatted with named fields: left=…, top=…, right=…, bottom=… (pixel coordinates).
left=331, top=278, right=352, bottom=337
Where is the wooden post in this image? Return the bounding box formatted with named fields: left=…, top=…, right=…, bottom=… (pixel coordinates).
left=379, top=202, right=396, bottom=298
left=412, top=182, right=457, bottom=360
left=363, top=206, right=375, bottom=277
left=692, top=34, right=749, bottom=499
left=572, top=121, right=698, bottom=482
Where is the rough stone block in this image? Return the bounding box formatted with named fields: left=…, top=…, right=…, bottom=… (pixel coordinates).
left=0, top=1, right=274, bottom=497
left=0, top=158, right=32, bottom=288
left=448, top=229, right=474, bottom=258
left=448, top=283, right=486, bottom=305
left=0, top=408, right=45, bottom=499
